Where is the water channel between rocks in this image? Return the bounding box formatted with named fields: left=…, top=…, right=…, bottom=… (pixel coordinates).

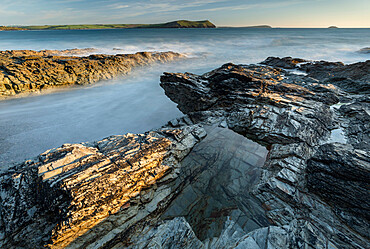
left=162, top=126, right=270, bottom=242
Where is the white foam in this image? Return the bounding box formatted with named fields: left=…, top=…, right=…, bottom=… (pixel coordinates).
left=329, top=128, right=347, bottom=143
left=284, top=69, right=308, bottom=76
left=330, top=102, right=352, bottom=110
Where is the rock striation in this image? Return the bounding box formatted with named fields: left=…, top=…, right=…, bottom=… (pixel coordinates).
left=160, top=61, right=369, bottom=248
left=0, top=49, right=184, bottom=98
left=262, top=56, right=370, bottom=93
left=0, top=57, right=369, bottom=248
left=0, top=125, right=206, bottom=248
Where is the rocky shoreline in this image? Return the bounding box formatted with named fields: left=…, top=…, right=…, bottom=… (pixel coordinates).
left=0, top=57, right=369, bottom=248
left=0, top=49, right=184, bottom=98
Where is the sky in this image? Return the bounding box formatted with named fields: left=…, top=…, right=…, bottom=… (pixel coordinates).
left=0, top=0, right=369, bottom=28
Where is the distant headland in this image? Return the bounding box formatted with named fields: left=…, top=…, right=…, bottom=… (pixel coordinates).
left=0, top=20, right=216, bottom=31
left=0, top=26, right=26, bottom=31
left=220, top=25, right=272, bottom=28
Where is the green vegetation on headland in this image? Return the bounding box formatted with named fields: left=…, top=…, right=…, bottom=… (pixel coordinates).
left=328, top=26, right=338, bottom=28
left=0, top=20, right=216, bottom=31
left=219, top=25, right=272, bottom=28
left=0, top=26, right=26, bottom=31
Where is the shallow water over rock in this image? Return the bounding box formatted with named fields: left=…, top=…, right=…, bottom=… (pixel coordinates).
left=163, top=127, right=269, bottom=241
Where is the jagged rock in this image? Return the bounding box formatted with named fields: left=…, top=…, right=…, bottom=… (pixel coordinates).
left=262, top=56, right=370, bottom=94
left=338, top=97, right=370, bottom=150
left=160, top=62, right=369, bottom=248
left=0, top=49, right=184, bottom=97
left=261, top=56, right=308, bottom=69
left=301, top=61, right=370, bottom=91
left=128, top=216, right=293, bottom=249
left=126, top=217, right=204, bottom=248
left=161, top=63, right=336, bottom=146
left=3, top=48, right=99, bottom=57
left=307, top=143, right=370, bottom=239
left=0, top=125, right=206, bottom=248
left=1, top=57, right=369, bottom=248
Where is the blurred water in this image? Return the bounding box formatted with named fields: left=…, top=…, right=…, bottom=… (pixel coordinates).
left=0, top=28, right=369, bottom=166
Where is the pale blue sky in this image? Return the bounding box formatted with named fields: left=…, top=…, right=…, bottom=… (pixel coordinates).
left=0, top=0, right=369, bottom=27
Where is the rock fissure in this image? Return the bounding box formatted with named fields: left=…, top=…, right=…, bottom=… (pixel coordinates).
left=0, top=57, right=369, bottom=248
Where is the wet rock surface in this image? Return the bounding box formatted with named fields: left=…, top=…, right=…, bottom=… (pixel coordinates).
left=162, top=127, right=269, bottom=241
left=0, top=125, right=206, bottom=248
left=0, top=57, right=369, bottom=248
left=307, top=143, right=370, bottom=239
left=0, top=49, right=183, bottom=98
left=160, top=60, right=370, bottom=248
left=358, top=47, right=370, bottom=54
left=262, top=56, right=370, bottom=94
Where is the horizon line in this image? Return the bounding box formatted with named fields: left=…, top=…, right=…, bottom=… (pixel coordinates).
left=2, top=22, right=369, bottom=29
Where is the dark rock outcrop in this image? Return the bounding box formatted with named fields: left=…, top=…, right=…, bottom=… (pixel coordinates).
left=261, top=56, right=308, bottom=69
left=1, top=57, right=369, bottom=248
left=160, top=61, right=369, bottom=248
left=0, top=49, right=184, bottom=98
left=307, top=143, right=370, bottom=239
left=337, top=98, right=370, bottom=150
left=358, top=47, right=370, bottom=54
left=0, top=126, right=206, bottom=248
left=262, top=56, right=370, bottom=94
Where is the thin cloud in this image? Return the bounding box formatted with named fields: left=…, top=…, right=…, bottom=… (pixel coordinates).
left=193, top=1, right=305, bottom=12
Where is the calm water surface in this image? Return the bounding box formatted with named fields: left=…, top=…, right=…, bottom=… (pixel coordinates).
left=0, top=28, right=369, bottom=166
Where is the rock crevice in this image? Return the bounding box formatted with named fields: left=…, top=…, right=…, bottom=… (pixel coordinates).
left=0, top=57, right=369, bottom=248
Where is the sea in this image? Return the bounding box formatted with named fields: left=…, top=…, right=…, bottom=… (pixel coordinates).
left=0, top=28, right=369, bottom=166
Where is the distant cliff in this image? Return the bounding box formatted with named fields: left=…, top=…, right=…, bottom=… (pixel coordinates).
left=6, top=20, right=216, bottom=30
left=139, top=20, right=216, bottom=28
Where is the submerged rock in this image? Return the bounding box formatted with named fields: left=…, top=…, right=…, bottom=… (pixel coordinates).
left=162, top=127, right=269, bottom=240
left=358, top=47, right=370, bottom=54
left=0, top=49, right=184, bottom=98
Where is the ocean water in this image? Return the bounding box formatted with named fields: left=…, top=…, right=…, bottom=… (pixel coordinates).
left=0, top=28, right=369, bottom=166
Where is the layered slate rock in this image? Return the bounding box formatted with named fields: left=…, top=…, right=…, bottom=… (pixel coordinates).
left=160, top=62, right=370, bottom=248
left=262, top=56, right=370, bottom=93
left=125, top=125, right=286, bottom=249
left=337, top=98, right=370, bottom=150
left=0, top=49, right=184, bottom=97
left=0, top=125, right=206, bottom=248
left=128, top=217, right=291, bottom=249
left=307, top=143, right=370, bottom=239
left=1, top=58, right=369, bottom=248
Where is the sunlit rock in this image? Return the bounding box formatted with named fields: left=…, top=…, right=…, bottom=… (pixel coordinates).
left=0, top=49, right=184, bottom=98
